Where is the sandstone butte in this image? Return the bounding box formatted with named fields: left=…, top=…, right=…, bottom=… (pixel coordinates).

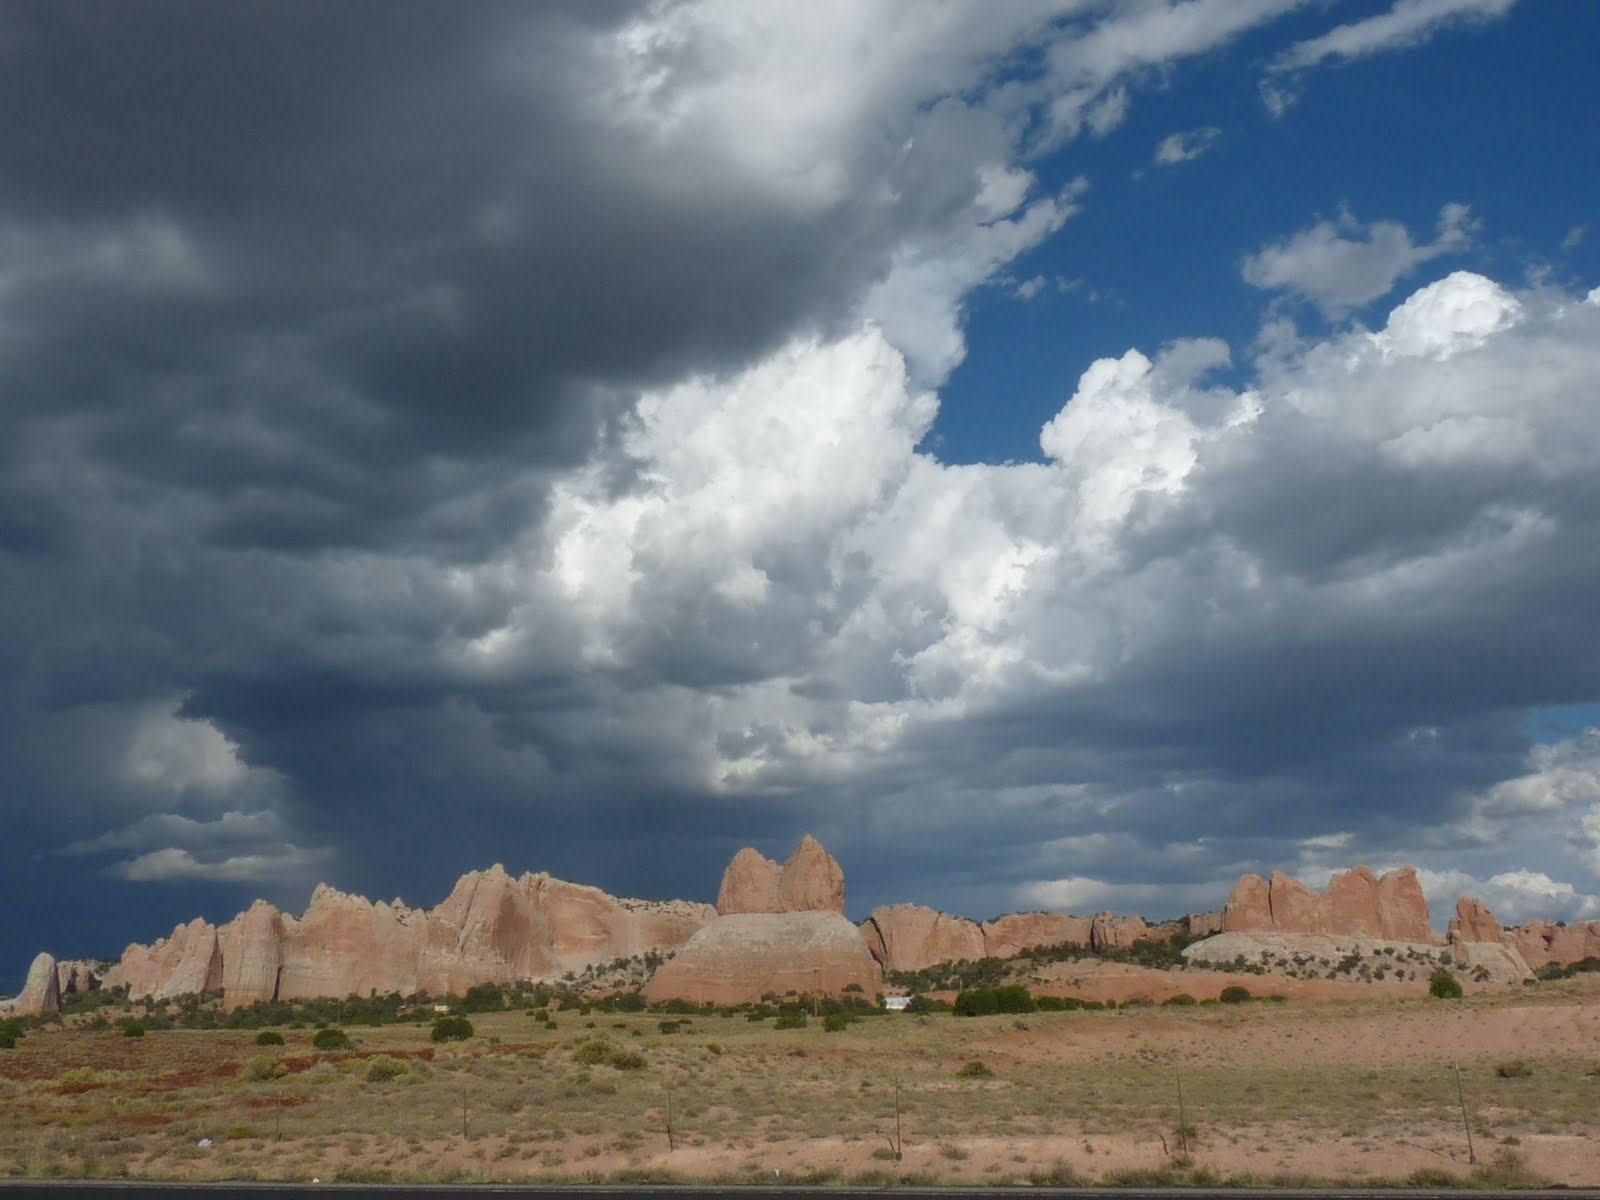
left=647, top=836, right=878, bottom=1005
left=1220, top=865, right=1438, bottom=943
left=97, top=867, right=715, bottom=1011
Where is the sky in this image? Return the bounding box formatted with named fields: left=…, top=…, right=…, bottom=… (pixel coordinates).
left=4, top=0, right=1600, bottom=990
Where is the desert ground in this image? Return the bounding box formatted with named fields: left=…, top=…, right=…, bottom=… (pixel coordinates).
left=2, top=976, right=1598, bottom=1188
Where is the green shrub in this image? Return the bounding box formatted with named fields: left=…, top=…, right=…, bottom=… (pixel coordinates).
left=0, top=1018, right=21, bottom=1050
left=430, top=1015, right=474, bottom=1043
left=955, top=1059, right=993, bottom=1078
left=530, top=1008, right=550, bottom=1022
left=609, top=1049, right=647, bottom=1070
left=657, top=1019, right=681, bottom=1034
left=1429, top=970, right=1464, bottom=999
left=1163, top=993, right=1197, bottom=1006
left=311, top=1027, right=352, bottom=1051
left=953, top=988, right=998, bottom=1017
left=364, top=1055, right=411, bottom=1082
left=121, top=1021, right=147, bottom=1038
left=572, top=1039, right=616, bottom=1065
left=822, top=1013, right=850, bottom=1032
left=254, top=1030, right=285, bottom=1046
left=240, top=1055, right=288, bottom=1082
left=1218, top=985, right=1251, bottom=1004
left=774, top=1011, right=807, bottom=1030
left=704, top=1041, right=724, bottom=1055
left=1494, top=1058, right=1532, bottom=1078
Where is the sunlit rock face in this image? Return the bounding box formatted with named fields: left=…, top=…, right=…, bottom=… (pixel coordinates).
left=100, top=868, right=714, bottom=1010
left=1222, top=866, right=1441, bottom=944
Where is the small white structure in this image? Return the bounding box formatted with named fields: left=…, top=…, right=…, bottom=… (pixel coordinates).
left=883, top=994, right=912, bottom=1012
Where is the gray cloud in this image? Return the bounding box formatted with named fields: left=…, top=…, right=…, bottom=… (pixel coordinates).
left=3, top=2, right=1596, bottom=983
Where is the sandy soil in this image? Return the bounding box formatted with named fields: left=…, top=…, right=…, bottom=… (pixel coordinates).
left=4, top=977, right=1598, bottom=1187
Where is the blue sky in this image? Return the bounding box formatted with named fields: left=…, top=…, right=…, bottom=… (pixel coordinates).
left=3, top=0, right=1600, bottom=991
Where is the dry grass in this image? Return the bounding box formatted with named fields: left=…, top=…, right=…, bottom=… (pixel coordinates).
left=2, top=979, right=1599, bottom=1184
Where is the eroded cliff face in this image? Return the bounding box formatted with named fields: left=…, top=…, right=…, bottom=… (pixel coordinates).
left=1448, top=896, right=1600, bottom=969
left=103, top=867, right=715, bottom=1010
left=857, top=904, right=1220, bottom=973
left=1220, top=866, right=1441, bottom=944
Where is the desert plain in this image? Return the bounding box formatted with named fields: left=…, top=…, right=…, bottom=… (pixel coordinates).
left=3, top=972, right=1598, bottom=1189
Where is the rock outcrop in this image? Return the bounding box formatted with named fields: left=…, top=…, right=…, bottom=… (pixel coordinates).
left=982, top=912, right=1093, bottom=960
left=861, top=903, right=1180, bottom=973
left=1448, top=897, right=1503, bottom=945
left=54, top=959, right=105, bottom=997
left=644, top=911, right=882, bottom=1006
left=652, top=837, right=879, bottom=1003
left=1504, top=918, right=1600, bottom=968
left=716, top=848, right=782, bottom=915
left=1221, top=866, right=1441, bottom=944
left=105, top=917, right=223, bottom=1001
left=2, top=952, right=61, bottom=1016
left=716, top=835, right=844, bottom=916
left=863, top=904, right=987, bottom=969
left=1448, top=896, right=1600, bottom=970
left=104, top=867, right=715, bottom=1010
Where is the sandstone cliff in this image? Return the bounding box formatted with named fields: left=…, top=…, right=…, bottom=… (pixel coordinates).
left=103, top=867, right=715, bottom=1010
left=858, top=903, right=1218, bottom=973
left=1447, top=896, right=1600, bottom=970
left=1221, top=866, right=1440, bottom=943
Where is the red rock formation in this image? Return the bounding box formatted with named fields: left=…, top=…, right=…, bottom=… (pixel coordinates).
left=1376, top=867, right=1436, bottom=943
left=1447, top=897, right=1503, bottom=945
left=715, top=847, right=782, bottom=915
left=1090, top=911, right=1149, bottom=950
left=778, top=835, right=845, bottom=914
left=104, top=917, right=223, bottom=1001
left=643, top=912, right=881, bottom=1005
left=1185, top=911, right=1223, bottom=938
left=863, top=904, right=986, bottom=969
left=1500, top=918, right=1600, bottom=969
left=1322, top=866, right=1382, bottom=936
left=1270, top=870, right=1325, bottom=932
left=103, top=866, right=716, bottom=1011
left=982, top=912, right=1093, bottom=959
left=1220, top=866, right=1441, bottom=944
left=1221, top=873, right=1273, bottom=932
left=2, top=953, right=61, bottom=1016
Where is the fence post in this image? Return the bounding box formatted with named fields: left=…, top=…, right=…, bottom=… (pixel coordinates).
left=1454, top=1062, right=1475, bottom=1165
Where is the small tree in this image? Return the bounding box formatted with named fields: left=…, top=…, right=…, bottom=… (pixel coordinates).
left=254, top=1030, right=285, bottom=1046
left=1429, top=970, right=1464, bottom=999
left=431, top=1015, right=474, bottom=1043
left=774, top=1011, right=807, bottom=1029
left=1218, top=985, right=1252, bottom=1004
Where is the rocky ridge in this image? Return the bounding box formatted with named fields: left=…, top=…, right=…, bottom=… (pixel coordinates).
left=1220, top=866, right=1437, bottom=942
left=101, top=868, right=715, bottom=1011
left=860, top=904, right=1222, bottom=972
